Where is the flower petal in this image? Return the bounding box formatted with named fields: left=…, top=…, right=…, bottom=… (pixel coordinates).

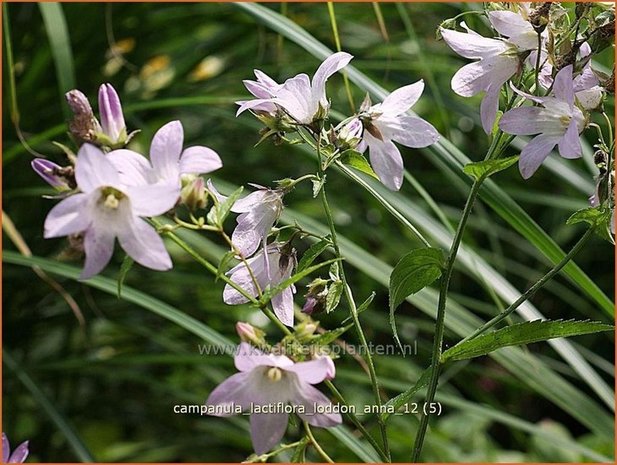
left=250, top=412, right=289, bottom=455
left=452, top=54, right=518, bottom=98
left=117, top=217, right=172, bottom=271
left=98, top=83, right=125, bottom=142
left=81, top=226, right=115, bottom=279
left=223, top=256, right=263, bottom=305
left=107, top=149, right=152, bottom=186
left=236, top=98, right=277, bottom=116
left=518, top=134, right=561, bottom=179
left=311, top=51, right=353, bottom=107
left=44, top=193, right=90, bottom=238
left=387, top=115, right=440, bottom=148
left=499, top=107, right=560, bottom=136
left=366, top=135, right=404, bottom=191
left=3, top=433, right=10, bottom=463
left=271, top=285, right=295, bottom=327
left=234, top=342, right=294, bottom=372
left=205, top=371, right=253, bottom=415
left=380, top=81, right=424, bottom=116
left=440, top=28, right=507, bottom=59
left=273, top=74, right=313, bottom=123
left=8, top=441, right=29, bottom=464
left=558, top=119, right=582, bottom=159
left=488, top=11, right=537, bottom=49
left=232, top=206, right=279, bottom=257
left=288, top=357, right=335, bottom=384
left=150, top=120, right=184, bottom=180
left=480, top=84, right=500, bottom=134
left=125, top=183, right=180, bottom=216
left=553, top=65, right=575, bottom=108
left=179, top=146, right=222, bottom=175
left=231, top=190, right=274, bottom=213
left=294, top=383, right=342, bottom=428
left=75, top=143, right=121, bottom=192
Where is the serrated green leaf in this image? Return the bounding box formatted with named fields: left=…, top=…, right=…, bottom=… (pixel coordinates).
left=441, top=319, right=614, bottom=363
left=297, top=238, right=331, bottom=273
left=381, top=368, right=431, bottom=422
left=463, top=155, right=519, bottom=181
left=340, top=149, right=379, bottom=179
left=389, top=248, right=444, bottom=311
left=389, top=247, right=444, bottom=350
left=311, top=324, right=352, bottom=346
left=325, top=280, right=343, bottom=313
left=117, top=255, right=134, bottom=298
left=567, top=207, right=614, bottom=244
left=206, top=186, right=243, bottom=228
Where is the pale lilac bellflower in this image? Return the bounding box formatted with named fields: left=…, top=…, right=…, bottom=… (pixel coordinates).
left=499, top=65, right=585, bottom=179
left=441, top=10, right=543, bottom=133
left=2, top=433, right=29, bottom=463
left=223, top=243, right=296, bottom=326
left=237, top=52, right=353, bottom=125
left=357, top=81, right=440, bottom=190
left=205, top=342, right=341, bottom=454
left=44, top=144, right=179, bottom=278
left=107, top=120, right=222, bottom=190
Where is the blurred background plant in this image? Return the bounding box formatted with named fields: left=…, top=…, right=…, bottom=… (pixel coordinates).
left=3, top=2, right=614, bottom=462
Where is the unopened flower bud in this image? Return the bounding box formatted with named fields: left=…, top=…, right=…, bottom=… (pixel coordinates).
left=181, top=176, right=207, bottom=211
left=302, top=278, right=328, bottom=315
left=529, top=3, right=551, bottom=33
left=336, top=118, right=363, bottom=149
left=66, top=89, right=100, bottom=144
left=295, top=321, right=319, bottom=340
left=235, top=321, right=266, bottom=346
left=31, top=159, right=71, bottom=190
left=98, top=83, right=127, bottom=147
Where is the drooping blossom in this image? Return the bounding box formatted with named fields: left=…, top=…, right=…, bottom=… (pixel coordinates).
left=237, top=52, right=353, bottom=125
left=223, top=243, right=296, bottom=326
left=205, top=342, right=341, bottom=454
left=107, top=120, right=222, bottom=189
left=441, top=12, right=542, bottom=133
left=357, top=81, right=440, bottom=190
left=230, top=187, right=284, bottom=258
left=30, top=159, right=72, bottom=191
left=499, top=65, right=585, bottom=179
left=2, top=433, right=29, bottom=463
left=43, top=144, right=179, bottom=279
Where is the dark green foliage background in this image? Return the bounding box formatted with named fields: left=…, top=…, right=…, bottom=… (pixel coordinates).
left=3, top=2, right=614, bottom=462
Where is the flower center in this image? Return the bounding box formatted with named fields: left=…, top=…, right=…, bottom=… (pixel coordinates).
left=559, top=115, right=572, bottom=128
left=100, top=187, right=125, bottom=210
left=266, top=367, right=283, bottom=382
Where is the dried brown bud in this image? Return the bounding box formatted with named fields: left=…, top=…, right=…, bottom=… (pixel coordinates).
left=529, top=2, right=552, bottom=33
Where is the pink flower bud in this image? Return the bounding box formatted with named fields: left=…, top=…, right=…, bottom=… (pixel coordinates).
left=31, top=159, right=71, bottom=190
left=98, top=83, right=126, bottom=145
left=235, top=322, right=265, bottom=345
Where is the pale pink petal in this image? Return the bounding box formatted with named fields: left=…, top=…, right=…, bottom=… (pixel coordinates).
left=294, top=383, right=342, bottom=427
left=150, top=121, right=184, bottom=178
left=440, top=28, right=508, bottom=59
left=81, top=226, right=115, bottom=279
left=231, top=190, right=273, bottom=213
left=480, top=84, right=500, bottom=134
left=553, top=65, right=575, bottom=108
left=125, top=183, right=180, bottom=216
left=288, top=357, right=335, bottom=384
left=236, top=98, right=277, bottom=116
left=223, top=259, right=261, bottom=305
left=250, top=413, right=289, bottom=455
left=499, top=107, right=560, bottom=135
left=205, top=371, right=253, bottom=415
left=558, top=119, right=582, bottom=159
left=206, top=179, right=227, bottom=203
left=3, top=433, right=10, bottom=463
left=179, top=146, right=222, bottom=175
left=271, top=285, right=295, bottom=327
left=366, top=135, right=404, bottom=191
left=234, top=342, right=294, bottom=372
left=8, top=441, right=29, bottom=464
left=273, top=74, right=313, bottom=123
left=117, top=217, right=172, bottom=271
left=576, top=86, right=604, bottom=110
left=44, top=193, right=90, bottom=238
left=488, top=11, right=537, bottom=49
left=244, top=80, right=273, bottom=99
left=518, top=134, right=561, bottom=179
left=380, top=81, right=424, bottom=116
left=75, top=144, right=121, bottom=192
left=388, top=115, right=440, bottom=148
left=573, top=65, right=599, bottom=92
left=311, top=51, right=353, bottom=106
left=232, top=206, right=279, bottom=257
left=107, top=149, right=152, bottom=186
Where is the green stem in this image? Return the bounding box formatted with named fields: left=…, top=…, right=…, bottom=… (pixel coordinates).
left=410, top=177, right=484, bottom=461
left=304, top=422, right=335, bottom=463
left=314, top=129, right=390, bottom=460
left=460, top=227, right=596, bottom=344
left=534, top=31, right=543, bottom=96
